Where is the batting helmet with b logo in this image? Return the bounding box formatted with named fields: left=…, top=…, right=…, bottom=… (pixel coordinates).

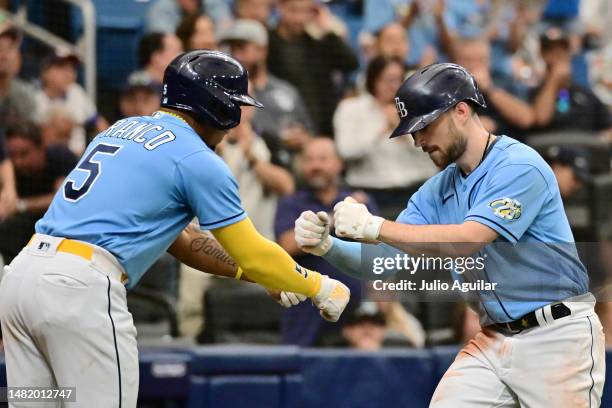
left=390, top=63, right=486, bottom=138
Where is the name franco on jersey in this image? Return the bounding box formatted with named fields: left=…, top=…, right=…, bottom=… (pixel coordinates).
left=99, top=115, right=177, bottom=151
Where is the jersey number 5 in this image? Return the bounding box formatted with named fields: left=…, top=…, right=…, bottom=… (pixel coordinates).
left=63, top=144, right=122, bottom=202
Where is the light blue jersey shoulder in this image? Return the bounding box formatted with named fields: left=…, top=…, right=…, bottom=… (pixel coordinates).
left=36, top=112, right=246, bottom=288
left=397, top=136, right=588, bottom=324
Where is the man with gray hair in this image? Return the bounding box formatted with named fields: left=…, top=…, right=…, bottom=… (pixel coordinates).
left=219, top=19, right=314, bottom=172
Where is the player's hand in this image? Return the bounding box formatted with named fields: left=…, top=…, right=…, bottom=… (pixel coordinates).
left=312, top=275, right=350, bottom=322
left=267, top=289, right=307, bottom=307
left=294, top=210, right=333, bottom=256
left=333, top=197, right=385, bottom=242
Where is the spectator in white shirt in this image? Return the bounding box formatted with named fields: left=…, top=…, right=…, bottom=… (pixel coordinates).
left=35, top=51, right=107, bottom=155
left=333, top=56, right=437, bottom=218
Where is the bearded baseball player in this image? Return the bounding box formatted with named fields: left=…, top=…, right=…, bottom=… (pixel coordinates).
left=0, top=50, right=349, bottom=407
left=292, top=63, right=605, bottom=407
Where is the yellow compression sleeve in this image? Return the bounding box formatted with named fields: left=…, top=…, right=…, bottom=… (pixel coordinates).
left=212, top=217, right=322, bottom=297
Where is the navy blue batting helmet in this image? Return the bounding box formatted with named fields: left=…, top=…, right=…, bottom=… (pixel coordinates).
left=390, top=63, right=486, bottom=138
left=161, top=50, right=263, bottom=130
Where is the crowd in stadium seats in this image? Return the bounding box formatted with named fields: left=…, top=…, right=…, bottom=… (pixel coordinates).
left=0, top=0, right=611, bottom=352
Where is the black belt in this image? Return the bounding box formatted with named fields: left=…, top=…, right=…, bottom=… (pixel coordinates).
left=492, top=303, right=571, bottom=333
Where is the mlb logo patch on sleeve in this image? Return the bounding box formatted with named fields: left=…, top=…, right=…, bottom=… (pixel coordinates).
left=489, top=198, right=522, bottom=220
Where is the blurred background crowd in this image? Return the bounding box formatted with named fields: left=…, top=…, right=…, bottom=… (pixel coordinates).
left=0, top=0, right=610, bottom=352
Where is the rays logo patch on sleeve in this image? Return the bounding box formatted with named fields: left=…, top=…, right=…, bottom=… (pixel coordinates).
left=489, top=198, right=522, bottom=220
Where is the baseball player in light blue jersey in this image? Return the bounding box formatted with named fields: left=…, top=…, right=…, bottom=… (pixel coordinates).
left=0, top=51, right=350, bottom=408
left=292, top=64, right=605, bottom=407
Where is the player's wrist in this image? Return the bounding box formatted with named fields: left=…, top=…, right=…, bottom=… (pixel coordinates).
left=363, top=215, right=385, bottom=241
left=308, top=234, right=333, bottom=256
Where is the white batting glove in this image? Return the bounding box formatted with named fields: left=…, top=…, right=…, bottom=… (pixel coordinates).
left=277, top=291, right=307, bottom=308
left=333, top=197, right=385, bottom=242
left=294, top=210, right=333, bottom=256
left=312, top=275, right=350, bottom=322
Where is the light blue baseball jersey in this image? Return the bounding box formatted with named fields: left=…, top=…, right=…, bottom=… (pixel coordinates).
left=36, top=111, right=246, bottom=289
left=396, top=136, right=588, bottom=325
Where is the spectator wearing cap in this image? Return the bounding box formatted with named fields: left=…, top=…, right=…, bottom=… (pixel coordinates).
left=452, top=37, right=535, bottom=137
left=341, top=302, right=387, bottom=350
left=34, top=50, right=108, bottom=155
left=267, top=0, right=359, bottom=136
left=0, top=26, right=36, bottom=221
left=544, top=145, right=590, bottom=200
left=175, top=13, right=217, bottom=51
left=0, top=122, right=76, bottom=264
left=531, top=27, right=612, bottom=136
left=128, top=32, right=183, bottom=93
left=219, top=19, right=314, bottom=172
left=341, top=301, right=425, bottom=349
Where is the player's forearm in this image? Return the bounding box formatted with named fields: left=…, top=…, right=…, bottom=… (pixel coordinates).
left=378, top=221, right=494, bottom=256
left=212, top=218, right=322, bottom=297
left=168, top=224, right=252, bottom=282
left=322, top=238, right=406, bottom=279
left=323, top=238, right=366, bottom=279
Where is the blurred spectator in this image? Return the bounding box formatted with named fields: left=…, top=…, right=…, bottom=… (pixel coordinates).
left=128, top=32, right=183, bottom=92
left=341, top=301, right=425, bottom=349
left=508, top=2, right=548, bottom=89
left=376, top=22, right=410, bottom=62
left=0, top=26, right=38, bottom=125
left=176, top=13, right=217, bottom=51
left=531, top=27, right=612, bottom=135
left=35, top=51, right=107, bottom=155
left=333, top=56, right=436, bottom=217
left=146, top=0, right=232, bottom=33
left=363, top=0, right=454, bottom=67
left=119, top=83, right=161, bottom=119
left=544, top=145, right=590, bottom=200
left=581, top=0, right=612, bottom=108
left=39, top=105, right=75, bottom=148
left=452, top=37, right=535, bottom=136
left=0, top=122, right=76, bottom=263
left=234, top=0, right=273, bottom=26
left=341, top=302, right=387, bottom=350
left=360, top=22, right=411, bottom=67
left=218, top=97, right=294, bottom=239
left=219, top=19, right=314, bottom=172
left=377, top=301, right=426, bottom=348
left=0, top=25, right=58, bottom=213
left=275, top=138, right=377, bottom=346
left=267, top=0, right=359, bottom=136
